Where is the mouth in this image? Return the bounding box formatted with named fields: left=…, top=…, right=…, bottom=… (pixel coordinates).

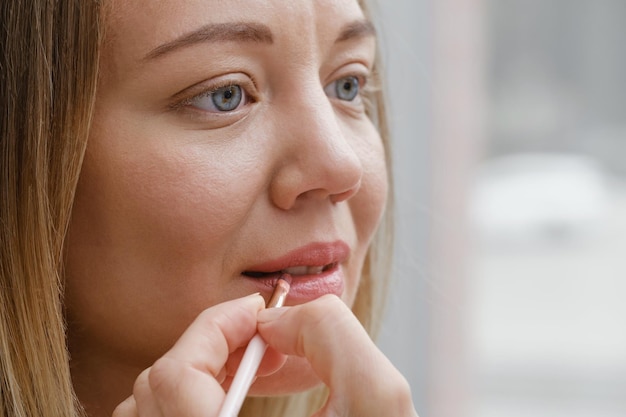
left=240, top=241, right=349, bottom=301
left=242, top=262, right=338, bottom=279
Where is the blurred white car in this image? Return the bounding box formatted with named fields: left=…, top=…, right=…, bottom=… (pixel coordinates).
left=470, top=153, right=610, bottom=244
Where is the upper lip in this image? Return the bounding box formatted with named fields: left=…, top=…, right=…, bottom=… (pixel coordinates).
left=242, top=241, right=350, bottom=277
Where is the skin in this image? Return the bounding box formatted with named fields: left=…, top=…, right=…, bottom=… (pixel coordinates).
left=64, top=0, right=417, bottom=415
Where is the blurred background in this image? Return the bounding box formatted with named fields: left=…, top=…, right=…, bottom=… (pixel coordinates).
left=374, top=1, right=626, bottom=416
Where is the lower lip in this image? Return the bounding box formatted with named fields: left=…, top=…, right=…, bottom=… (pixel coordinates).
left=243, top=267, right=345, bottom=304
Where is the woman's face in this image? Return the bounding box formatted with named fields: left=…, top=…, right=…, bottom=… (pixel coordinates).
left=65, top=0, right=387, bottom=395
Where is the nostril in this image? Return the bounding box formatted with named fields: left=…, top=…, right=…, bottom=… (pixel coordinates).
left=329, top=177, right=362, bottom=204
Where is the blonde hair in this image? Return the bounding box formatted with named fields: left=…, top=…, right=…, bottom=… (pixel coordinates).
left=0, top=1, right=101, bottom=416
left=0, top=1, right=391, bottom=416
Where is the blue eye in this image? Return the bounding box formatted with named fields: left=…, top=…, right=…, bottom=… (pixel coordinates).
left=191, top=85, right=245, bottom=112
left=325, top=75, right=360, bottom=101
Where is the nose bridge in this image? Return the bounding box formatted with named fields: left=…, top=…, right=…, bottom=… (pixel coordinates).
left=301, top=94, right=357, bottom=167
left=270, top=84, right=364, bottom=210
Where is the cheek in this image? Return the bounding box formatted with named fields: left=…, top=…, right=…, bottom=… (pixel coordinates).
left=122, top=152, right=252, bottom=250
left=352, top=124, right=389, bottom=243
left=342, top=125, right=389, bottom=305
left=80, top=132, right=264, bottom=264
left=65, top=125, right=268, bottom=357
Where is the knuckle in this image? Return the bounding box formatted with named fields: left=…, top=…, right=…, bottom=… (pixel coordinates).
left=131, top=367, right=151, bottom=399
left=111, top=395, right=136, bottom=417
left=378, top=373, right=415, bottom=414
left=391, top=376, right=413, bottom=402
left=147, top=357, right=181, bottom=397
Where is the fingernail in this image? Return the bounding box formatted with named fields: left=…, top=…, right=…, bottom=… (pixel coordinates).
left=258, top=306, right=288, bottom=323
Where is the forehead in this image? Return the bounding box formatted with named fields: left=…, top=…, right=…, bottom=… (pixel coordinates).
left=103, top=0, right=367, bottom=60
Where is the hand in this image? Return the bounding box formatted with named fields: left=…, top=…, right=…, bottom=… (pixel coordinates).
left=112, top=294, right=285, bottom=417
left=258, top=294, right=418, bottom=417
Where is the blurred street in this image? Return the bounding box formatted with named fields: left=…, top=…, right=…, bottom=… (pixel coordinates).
left=469, top=171, right=626, bottom=417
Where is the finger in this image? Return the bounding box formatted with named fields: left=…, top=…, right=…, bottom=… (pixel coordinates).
left=258, top=295, right=379, bottom=384
left=257, top=294, right=415, bottom=416
left=224, top=345, right=287, bottom=378
left=220, top=345, right=288, bottom=393
left=112, top=395, right=139, bottom=417
left=147, top=294, right=265, bottom=417
left=253, top=345, right=288, bottom=377
left=164, top=293, right=266, bottom=376
left=131, top=368, right=163, bottom=417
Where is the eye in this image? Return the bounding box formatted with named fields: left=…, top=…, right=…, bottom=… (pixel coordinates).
left=325, top=75, right=361, bottom=101
left=189, top=84, right=246, bottom=112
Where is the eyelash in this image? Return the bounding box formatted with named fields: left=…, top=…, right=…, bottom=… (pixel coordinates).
left=170, top=70, right=374, bottom=117
left=170, top=78, right=257, bottom=113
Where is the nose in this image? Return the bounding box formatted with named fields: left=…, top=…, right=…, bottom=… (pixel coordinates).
left=269, top=88, right=364, bottom=211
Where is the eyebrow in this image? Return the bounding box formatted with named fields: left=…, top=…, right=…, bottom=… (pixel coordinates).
left=143, top=19, right=376, bottom=61
left=336, top=19, right=377, bottom=42
left=144, top=22, right=274, bottom=60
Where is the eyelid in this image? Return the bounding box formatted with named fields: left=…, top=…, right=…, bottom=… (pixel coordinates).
left=168, top=73, right=258, bottom=112
left=327, top=61, right=370, bottom=82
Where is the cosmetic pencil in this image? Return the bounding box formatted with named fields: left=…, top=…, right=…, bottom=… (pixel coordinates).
left=217, top=275, right=291, bottom=417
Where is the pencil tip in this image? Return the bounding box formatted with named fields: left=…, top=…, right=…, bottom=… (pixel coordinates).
left=279, top=272, right=293, bottom=286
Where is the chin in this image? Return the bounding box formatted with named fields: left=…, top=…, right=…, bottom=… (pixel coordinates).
left=247, top=356, right=322, bottom=396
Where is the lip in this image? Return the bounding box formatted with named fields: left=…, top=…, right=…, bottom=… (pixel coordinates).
left=242, top=241, right=349, bottom=303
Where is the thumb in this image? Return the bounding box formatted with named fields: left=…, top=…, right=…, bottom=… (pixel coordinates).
left=257, top=295, right=416, bottom=417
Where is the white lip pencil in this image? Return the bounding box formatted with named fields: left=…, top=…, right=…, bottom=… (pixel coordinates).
left=217, top=275, right=291, bottom=417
